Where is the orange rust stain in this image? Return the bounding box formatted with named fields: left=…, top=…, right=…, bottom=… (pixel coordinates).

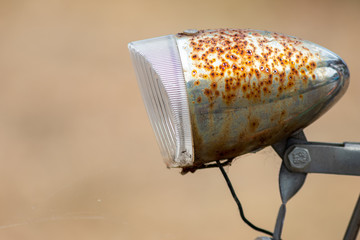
left=211, top=81, right=217, bottom=89
left=196, top=96, right=202, bottom=103
left=204, top=88, right=212, bottom=95
left=302, top=75, right=308, bottom=84
left=249, top=118, right=260, bottom=132
left=187, top=29, right=320, bottom=105
left=192, top=70, right=197, bottom=77
left=242, top=85, right=247, bottom=92
left=309, top=61, right=317, bottom=69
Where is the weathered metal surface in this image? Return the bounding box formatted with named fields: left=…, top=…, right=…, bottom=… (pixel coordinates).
left=176, top=29, right=349, bottom=166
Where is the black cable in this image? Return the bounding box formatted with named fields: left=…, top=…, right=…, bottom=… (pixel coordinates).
left=181, top=159, right=233, bottom=174
left=216, top=160, right=274, bottom=237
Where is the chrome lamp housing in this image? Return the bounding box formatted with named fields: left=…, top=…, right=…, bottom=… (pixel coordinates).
left=129, top=29, right=349, bottom=169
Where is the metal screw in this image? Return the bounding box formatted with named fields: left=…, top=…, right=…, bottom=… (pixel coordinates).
left=288, top=147, right=311, bottom=169
left=182, top=29, right=199, bottom=36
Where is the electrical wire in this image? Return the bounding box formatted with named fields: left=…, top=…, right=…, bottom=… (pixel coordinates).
left=216, top=160, right=274, bottom=237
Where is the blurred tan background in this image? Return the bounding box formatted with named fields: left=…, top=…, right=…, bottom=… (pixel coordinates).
left=0, top=0, right=359, bottom=239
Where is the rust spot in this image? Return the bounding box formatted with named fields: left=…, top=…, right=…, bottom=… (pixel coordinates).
left=242, top=85, right=247, bottom=92
left=263, top=86, right=268, bottom=94
left=225, top=83, right=231, bottom=91
left=301, top=75, right=308, bottom=85
left=210, top=81, right=217, bottom=89
left=309, top=61, right=316, bottom=69
left=196, top=96, right=202, bottom=103
left=194, top=80, right=200, bottom=86
left=249, top=118, right=260, bottom=132
left=204, top=88, right=212, bottom=95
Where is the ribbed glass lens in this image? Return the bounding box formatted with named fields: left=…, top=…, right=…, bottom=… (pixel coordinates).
left=128, top=35, right=193, bottom=167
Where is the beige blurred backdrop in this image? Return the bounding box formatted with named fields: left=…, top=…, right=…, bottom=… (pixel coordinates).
left=0, top=0, right=359, bottom=239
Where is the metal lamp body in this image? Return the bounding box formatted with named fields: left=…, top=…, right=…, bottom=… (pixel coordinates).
left=129, top=29, right=349, bottom=168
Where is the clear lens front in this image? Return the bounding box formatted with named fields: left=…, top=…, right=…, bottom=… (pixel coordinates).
left=128, top=35, right=193, bottom=167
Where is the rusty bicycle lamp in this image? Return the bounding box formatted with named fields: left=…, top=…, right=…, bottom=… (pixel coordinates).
left=128, top=29, right=349, bottom=169
left=128, top=29, right=360, bottom=239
